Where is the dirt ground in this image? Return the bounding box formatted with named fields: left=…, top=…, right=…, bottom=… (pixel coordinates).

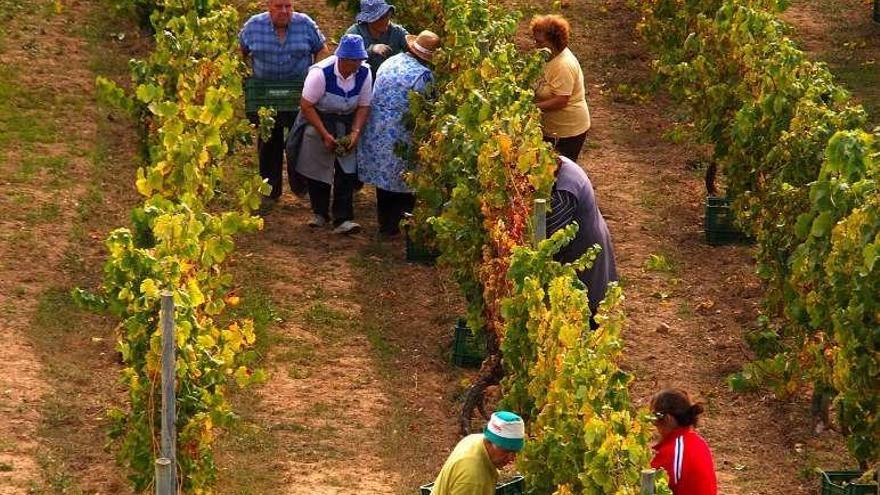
left=0, top=0, right=147, bottom=492
left=0, top=0, right=864, bottom=493
left=782, top=0, right=880, bottom=119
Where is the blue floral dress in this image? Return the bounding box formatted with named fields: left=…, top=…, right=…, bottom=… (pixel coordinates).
left=357, top=52, right=432, bottom=193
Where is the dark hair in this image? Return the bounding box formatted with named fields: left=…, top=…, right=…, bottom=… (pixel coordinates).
left=529, top=14, right=570, bottom=52
left=650, top=388, right=705, bottom=427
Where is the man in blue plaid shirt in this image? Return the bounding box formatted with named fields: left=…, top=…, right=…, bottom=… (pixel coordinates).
left=240, top=0, right=330, bottom=208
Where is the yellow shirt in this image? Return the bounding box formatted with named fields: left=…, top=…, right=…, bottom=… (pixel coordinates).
left=536, top=47, right=591, bottom=138
left=430, top=434, right=498, bottom=495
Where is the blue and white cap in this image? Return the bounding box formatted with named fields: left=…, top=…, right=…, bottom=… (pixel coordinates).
left=484, top=411, right=525, bottom=452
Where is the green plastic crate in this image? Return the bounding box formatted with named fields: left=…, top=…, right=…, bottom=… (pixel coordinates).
left=821, top=471, right=879, bottom=495
left=704, top=196, right=752, bottom=246
left=420, top=475, right=524, bottom=494
left=244, top=77, right=304, bottom=115
left=451, top=319, right=485, bottom=368
left=405, top=233, right=440, bottom=265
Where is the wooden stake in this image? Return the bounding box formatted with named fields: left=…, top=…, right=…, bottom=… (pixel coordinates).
left=641, top=468, right=656, bottom=495
left=159, top=291, right=177, bottom=494
left=533, top=198, right=547, bottom=246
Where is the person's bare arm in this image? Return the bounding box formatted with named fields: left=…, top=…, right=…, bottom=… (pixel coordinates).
left=314, top=43, right=332, bottom=61
left=536, top=93, right=569, bottom=111
left=348, top=105, right=370, bottom=148
left=300, top=98, right=336, bottom=151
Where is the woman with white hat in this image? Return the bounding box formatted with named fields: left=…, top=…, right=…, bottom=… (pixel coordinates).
left=346, top=0, right=409, bottom=78
left=286, top=34, right=372, bottom=234
left=357, top=30, right=440, bottom=237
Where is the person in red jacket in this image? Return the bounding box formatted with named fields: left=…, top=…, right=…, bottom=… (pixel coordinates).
left=649, top=388, right=718, bottom=495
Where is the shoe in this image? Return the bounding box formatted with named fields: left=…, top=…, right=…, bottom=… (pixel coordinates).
left=332, top=220, right=361, bottom=234
left=308, top=215, right=327, bottom=228
left=257, top=197, right=277, bottom=216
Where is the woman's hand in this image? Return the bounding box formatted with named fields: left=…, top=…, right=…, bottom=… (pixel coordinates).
left=536, top=94, right=570, bottom=112
left=370, top=44, right=392, bottom=57
left=348, top=128, right=362, bottom=149
left=321, top=132, right=337, bottom=152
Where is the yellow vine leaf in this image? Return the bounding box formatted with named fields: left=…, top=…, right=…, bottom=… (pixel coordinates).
left=497, top=133, right=513, bottom=161
left=187, top=278, right=205, bottom=307
left=196, top=334, right=215, bottom=349
left=135, top=168, right=152, bottom=196
left=140, top=278, right=160, bottom=299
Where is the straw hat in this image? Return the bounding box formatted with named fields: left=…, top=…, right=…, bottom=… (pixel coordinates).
left=405, top=30, right=440, bottom=62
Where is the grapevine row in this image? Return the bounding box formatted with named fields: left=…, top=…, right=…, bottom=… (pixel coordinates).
left=89, top=0, right=678, bottom=491
left=399, top=1, right=671, bottom=492
left=79, top=0, right=267, bottom=491
left=639, top=0, right=879, bottom=468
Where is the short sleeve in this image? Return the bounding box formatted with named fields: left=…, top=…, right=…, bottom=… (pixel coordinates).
left=301, top=68, right=326, bottom=103
left=357, top=69, right=373, bottom=106
left=546, top=60, right=576, bottom=97
left=238, top=20, right=252, bottom=51
left=305, top=16, right=327, bottom=54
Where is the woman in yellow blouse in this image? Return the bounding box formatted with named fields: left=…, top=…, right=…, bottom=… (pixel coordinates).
left=531, top=15, right=591, bottom=161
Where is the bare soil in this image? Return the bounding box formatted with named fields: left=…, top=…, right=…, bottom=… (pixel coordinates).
left=0, top=0, right=144, bottom=492
left=783, top=0, right=880, bottom=119
left=214, top=193, right=467, bottom=494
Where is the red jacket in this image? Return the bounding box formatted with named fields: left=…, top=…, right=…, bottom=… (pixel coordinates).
left=651, top=427, right=717, bottom=495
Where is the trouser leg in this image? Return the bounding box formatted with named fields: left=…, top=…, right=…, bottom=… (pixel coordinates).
left=553, top=132, right=588, bottom=162
left=307, top=178, right=331, bottom=220
left=258, top=119, right=286, bottom=199
left=391, top=191, right=415, bottom=234
left=331, top=161, right=357, bottom=225
left=376, top=188, right=394, bottom=234
left=377, top=189, right=415, bottom=235
left=399, top=192, right=416, bottom=219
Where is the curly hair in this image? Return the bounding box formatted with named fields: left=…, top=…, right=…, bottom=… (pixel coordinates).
left=529, top=14, right=571, bottom=52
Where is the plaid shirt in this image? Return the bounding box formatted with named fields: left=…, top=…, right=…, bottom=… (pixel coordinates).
left=239, top=12, right=326, bottom=80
